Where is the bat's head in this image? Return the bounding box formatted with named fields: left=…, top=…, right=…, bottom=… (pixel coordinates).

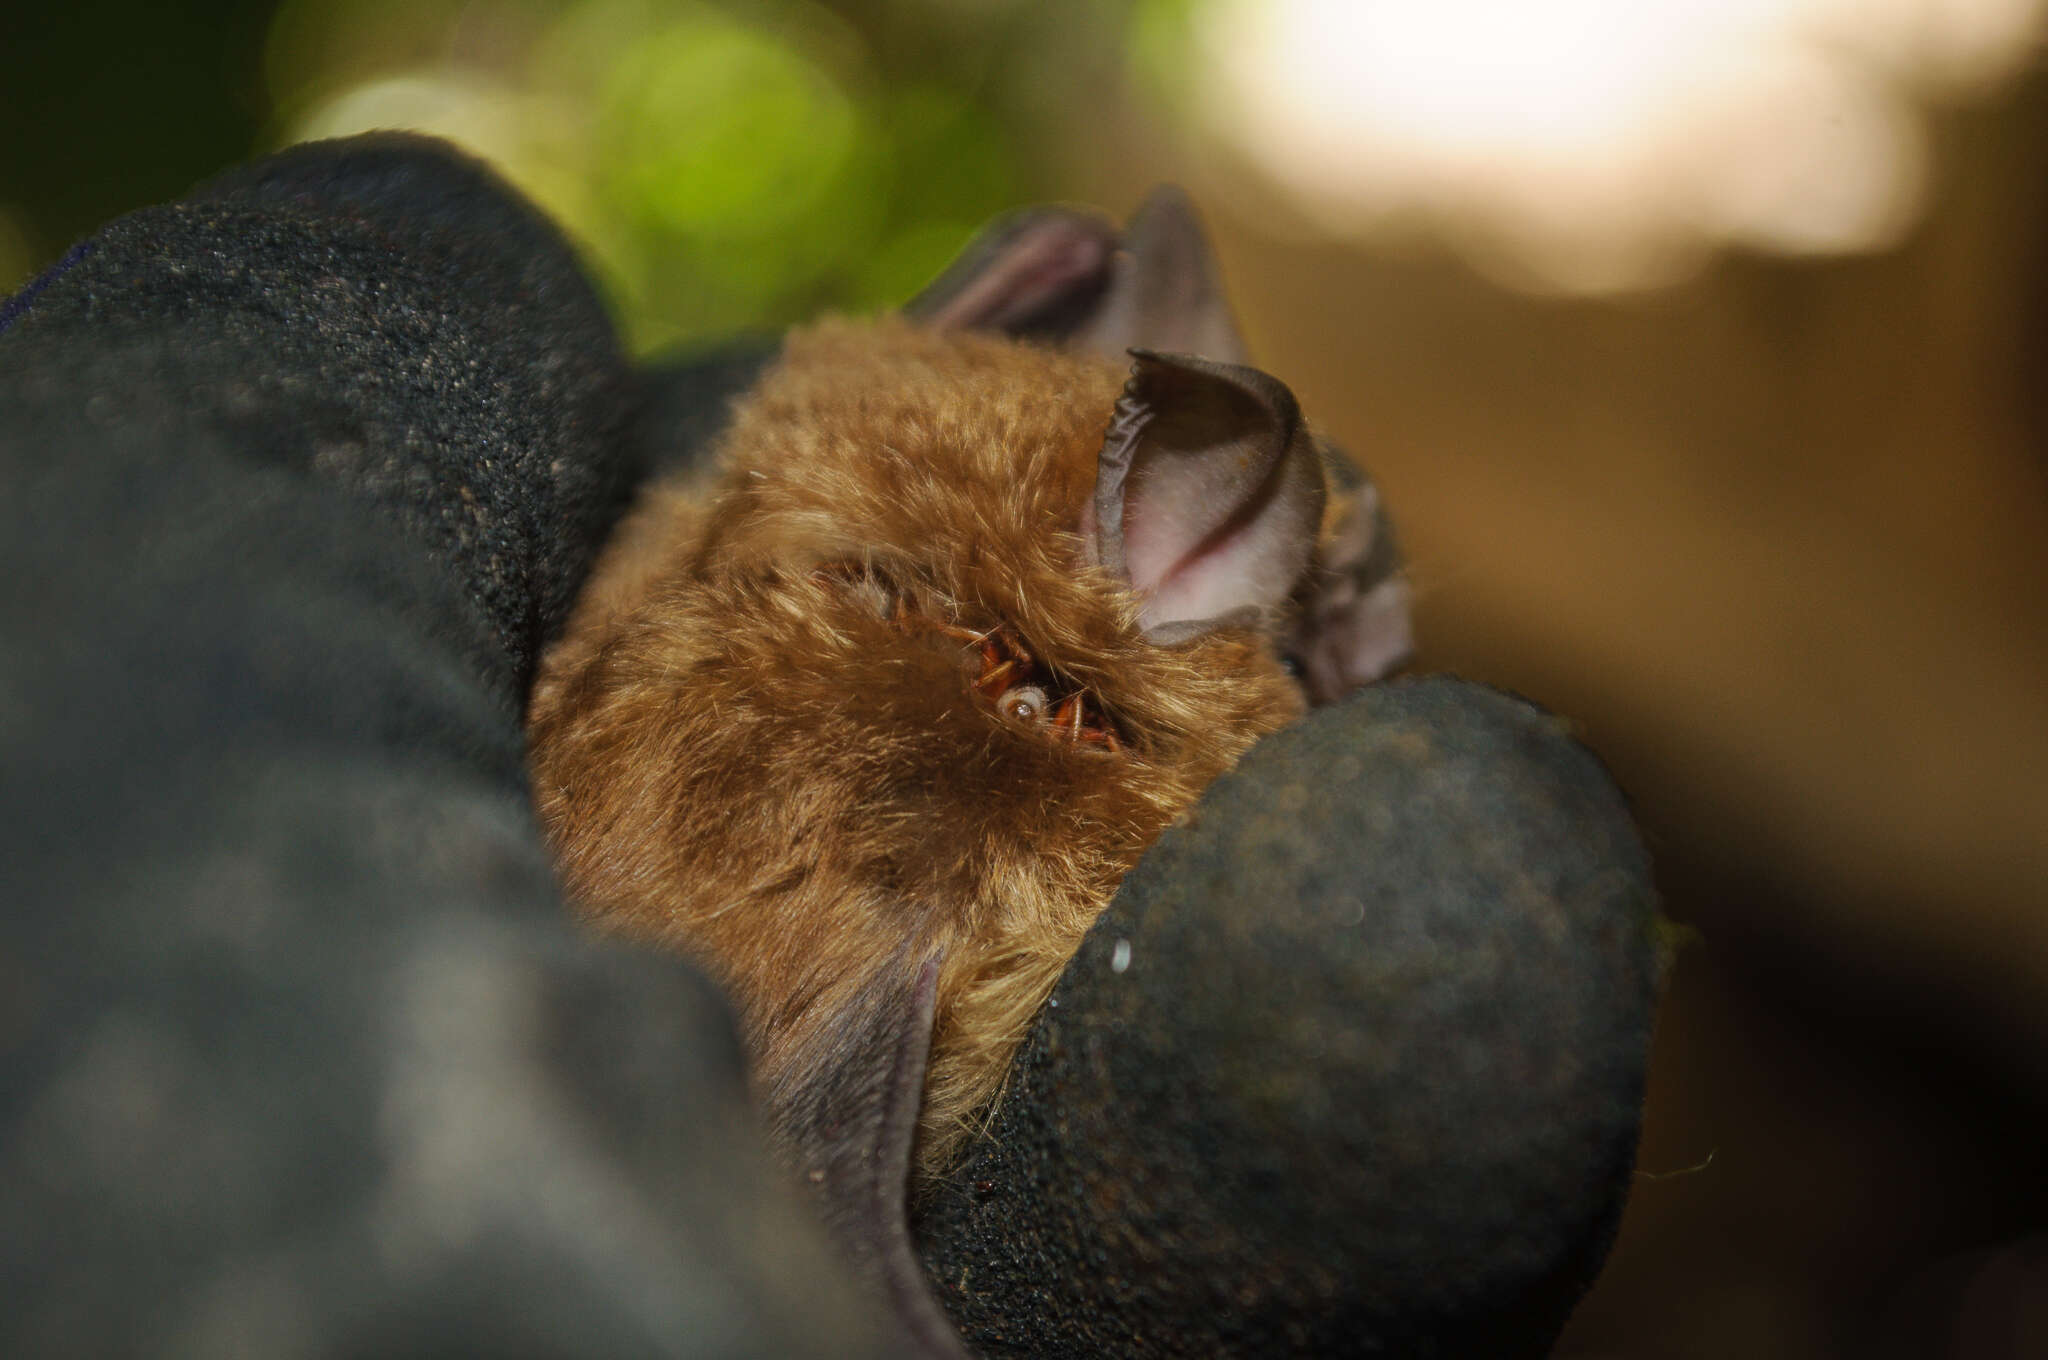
left=528, top=191, right=1410, bottom=1186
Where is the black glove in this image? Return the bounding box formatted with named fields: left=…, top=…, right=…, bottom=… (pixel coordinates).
left=0, top=133, right=897, bottom=1359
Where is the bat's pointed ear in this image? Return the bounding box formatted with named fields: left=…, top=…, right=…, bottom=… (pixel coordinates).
left=901, top=205, right=1119, bottom=339
left=905, top=187, right=1250, bottom=365
left=1073, top=186, right=1250, bottom=364
left=1091, top=350, right=1326, bottom=641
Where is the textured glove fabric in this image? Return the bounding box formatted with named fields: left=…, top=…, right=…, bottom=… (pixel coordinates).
left=0, top=134, right=892, bottom=1359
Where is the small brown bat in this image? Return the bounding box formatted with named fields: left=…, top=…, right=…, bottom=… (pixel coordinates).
left=525, top=191, right=1409, bottom=1348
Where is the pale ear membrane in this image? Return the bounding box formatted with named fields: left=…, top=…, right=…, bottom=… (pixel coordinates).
left=906, top=187, right=1250, bottom=364
left=1092, top=350, right=1326, bottom=641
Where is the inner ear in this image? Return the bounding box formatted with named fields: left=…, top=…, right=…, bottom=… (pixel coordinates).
left=902, top=208, right=1118, bottom=339
left=905, top=188, right=1250, bottom=365
left=1092, top=351, right=1326, bottom=640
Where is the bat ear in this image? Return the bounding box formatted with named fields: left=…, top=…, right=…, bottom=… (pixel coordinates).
left=1091, top=349, right=1326, bottom=642
left=1071, top=186, right=1250, bottom=364
left=1288, top=478, right=1415, bottom=703
left=905, top=186, right=1250, bottom=365
left=901, top=205, right=1118, bottom=340
left=772, top=956, right=969, bottom=1359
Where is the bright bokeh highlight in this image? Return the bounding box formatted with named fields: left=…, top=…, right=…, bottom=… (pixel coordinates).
left=1150, top=0, right=2047, bottom=291
left=267, top=0, right=2048, bottom=313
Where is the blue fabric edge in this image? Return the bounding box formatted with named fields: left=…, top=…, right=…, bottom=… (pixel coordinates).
left=0, top=239, right=95, bottom=337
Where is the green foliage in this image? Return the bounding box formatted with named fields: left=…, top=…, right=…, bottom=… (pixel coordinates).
left=1125, top=0, right=1203, bottom=108
left=269, top=0, right=1032, bottom=351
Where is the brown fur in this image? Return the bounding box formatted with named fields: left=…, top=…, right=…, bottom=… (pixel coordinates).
left=527, top=318, right=1305, bottom=1178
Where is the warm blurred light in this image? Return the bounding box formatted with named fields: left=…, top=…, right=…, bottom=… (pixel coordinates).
left=1151, top=0, right=2048, bottom=292
left=293, top=74, right=551, bottom=172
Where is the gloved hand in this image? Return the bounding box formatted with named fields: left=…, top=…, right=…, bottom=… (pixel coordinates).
left=0, top=133, right=895, bottom=1359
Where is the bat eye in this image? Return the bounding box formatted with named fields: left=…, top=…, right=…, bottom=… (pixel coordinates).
left=1279, top=653, right=1305, bottom=680
left=998, top=685, right=1048, bottom=725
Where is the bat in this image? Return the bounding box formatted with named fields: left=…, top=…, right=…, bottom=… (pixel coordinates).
left=524, top=190, right=1412, bottom=1352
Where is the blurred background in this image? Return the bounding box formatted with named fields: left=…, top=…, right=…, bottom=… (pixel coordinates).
left=5, top=0, right=2045, bottom=1353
